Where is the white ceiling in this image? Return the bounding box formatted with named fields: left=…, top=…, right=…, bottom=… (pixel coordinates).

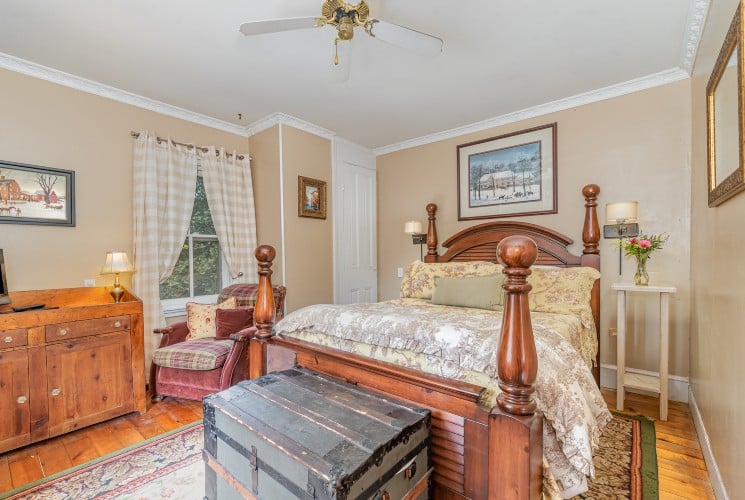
left=0, top=1, right=701, bottom=150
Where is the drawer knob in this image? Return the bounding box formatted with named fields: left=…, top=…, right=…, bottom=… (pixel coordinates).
left=50, top=388, right=61, bottom=396
left=16, top=396, right=27, bottom=404
left=59, top=328, right=68, bottom=336
left=4, top=336, right=12, bottom=343
left=114, top=321, right=122, bottom=328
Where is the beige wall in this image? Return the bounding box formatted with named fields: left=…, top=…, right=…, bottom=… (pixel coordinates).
left=690, top=0, right=743, bottom=497
left=0, top=68, right=248, bottom=296
left=281, top=125, right=334, bottom=311
left=378, top=81, right=692, bottom=376
left=249, top=125, right=284, bottom=285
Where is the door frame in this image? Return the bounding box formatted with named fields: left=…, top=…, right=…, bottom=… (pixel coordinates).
left=332, top=137, right=377, bottom=304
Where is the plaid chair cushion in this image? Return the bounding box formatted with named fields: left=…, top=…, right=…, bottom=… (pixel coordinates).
left=218, top=284, right=287, bottom=318
left=152, top=339, right=234, bottom=371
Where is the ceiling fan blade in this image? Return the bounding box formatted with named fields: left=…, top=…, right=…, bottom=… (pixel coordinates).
left=239, top=17, right=317, bottom=36
left=370, top=20, right=443, bottom=54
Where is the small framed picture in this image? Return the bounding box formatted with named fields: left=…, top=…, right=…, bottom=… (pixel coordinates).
left=0, top=160, right=76, bottom=226
left=457, top=123, right=557, bottom=220
left=298, top=176, right=327, bottom=219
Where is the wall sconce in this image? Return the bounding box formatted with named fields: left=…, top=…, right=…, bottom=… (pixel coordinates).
left=603, top=202, right=640, bottom=274
left=404, top=220, right=426, bottom=260
left=101, top=251, right=134, bottom=302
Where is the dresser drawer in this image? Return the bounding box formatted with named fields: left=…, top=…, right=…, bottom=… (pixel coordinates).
left=0, top=329, right=27, bottom=348
left=46, top=315, right=130, bottom=342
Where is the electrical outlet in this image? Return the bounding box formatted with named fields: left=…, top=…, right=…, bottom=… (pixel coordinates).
left=396, top=267, right=404, bottom=278
left=609, top=327, right=617, bottom=336
left=83, top=279, right=96, bottom=287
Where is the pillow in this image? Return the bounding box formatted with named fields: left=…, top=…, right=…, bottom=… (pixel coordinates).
left=400, top=260, right=503, bottom=299
left=215, top=307, right=254, bottom=340
left=431, top=275, right=505, bottom=310
left=186, top=297, right=238, bottom=340
left=527, top=266, right=600, bottom=314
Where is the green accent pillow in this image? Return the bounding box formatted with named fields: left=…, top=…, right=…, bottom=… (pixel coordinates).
left=431, top=275, right=504, bottom=310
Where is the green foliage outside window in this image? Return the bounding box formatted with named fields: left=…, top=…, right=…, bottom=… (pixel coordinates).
left=160, top=176, right=223, bottom=300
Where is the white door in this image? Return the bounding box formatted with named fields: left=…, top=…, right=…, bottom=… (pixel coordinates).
left=333, top=138, right=377, bottom=304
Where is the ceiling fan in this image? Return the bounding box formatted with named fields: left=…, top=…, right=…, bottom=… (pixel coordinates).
left=239, top=0, right=443, bottom=66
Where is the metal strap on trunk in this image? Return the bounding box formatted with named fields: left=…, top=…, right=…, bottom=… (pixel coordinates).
left=207, top=421, right=316, bottom=499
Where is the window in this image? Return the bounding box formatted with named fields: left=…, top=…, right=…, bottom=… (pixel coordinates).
left=160, top=175, right=230, bottom=316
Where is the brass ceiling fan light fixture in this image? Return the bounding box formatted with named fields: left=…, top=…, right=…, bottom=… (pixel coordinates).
left=316, top=1, right=375, bottom=64
left=239, top=1, right=443, bottom=67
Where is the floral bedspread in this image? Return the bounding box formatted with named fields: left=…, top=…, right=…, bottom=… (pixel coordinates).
left=275, top=298, right=611, bottom=497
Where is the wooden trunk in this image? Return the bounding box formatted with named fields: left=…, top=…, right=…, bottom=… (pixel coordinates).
left=203, top=368, right=431, bottom=500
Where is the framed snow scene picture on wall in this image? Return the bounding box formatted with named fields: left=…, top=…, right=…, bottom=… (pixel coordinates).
left=457, top=123, right=557, bottom=220
left=0, top=160, right=75, bottom=226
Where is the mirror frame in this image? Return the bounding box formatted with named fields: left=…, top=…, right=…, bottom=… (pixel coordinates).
left=707, top=1, right=745, bottom=207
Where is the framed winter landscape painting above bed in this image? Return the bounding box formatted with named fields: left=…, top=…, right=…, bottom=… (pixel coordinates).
left=0, top=160, right=75, bottom=227
left=457, top=122, right=557, bottom=220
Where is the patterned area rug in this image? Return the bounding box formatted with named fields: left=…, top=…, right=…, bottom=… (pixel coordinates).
left=2, top=413, right=656, bottom=499
left=0, top=422, right=204, bottom=500
left=575, top=412, right=658, bottom=499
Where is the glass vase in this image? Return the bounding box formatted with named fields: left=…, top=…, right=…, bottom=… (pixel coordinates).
left=634, top=255, right=649, bottom=286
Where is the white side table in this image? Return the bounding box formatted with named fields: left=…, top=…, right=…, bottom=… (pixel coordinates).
left=612, top=282, right=677, bottom=421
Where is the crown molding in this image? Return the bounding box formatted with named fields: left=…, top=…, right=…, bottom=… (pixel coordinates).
left=246, top=112, right=335, bottom=140
left=681, top=0, right=711, bottom=73
left=0, top=52, right=248, bottom=137
left=374, top=67, right=690, bottom=156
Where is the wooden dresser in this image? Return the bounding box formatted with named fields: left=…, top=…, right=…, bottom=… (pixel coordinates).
left=0, top=287, right=146, bottom=453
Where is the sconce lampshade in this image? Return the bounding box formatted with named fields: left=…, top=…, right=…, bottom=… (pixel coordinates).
left=404, top=220, right=423, bottom=235
left=605, top=202, right=638, bottom=224
left=101, top=251, right=134, bottom=274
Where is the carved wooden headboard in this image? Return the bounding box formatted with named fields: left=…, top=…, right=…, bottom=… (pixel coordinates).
left=422, top=184, right=602, bottom=383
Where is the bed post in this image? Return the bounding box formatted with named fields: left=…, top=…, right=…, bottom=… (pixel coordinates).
left=489, top=235, right=542, bottom=500
left=580, top=184, right=601, bottom=385
left=249, top=245, right=276, bottom=379
left=424, top=203, right=438, bottom=262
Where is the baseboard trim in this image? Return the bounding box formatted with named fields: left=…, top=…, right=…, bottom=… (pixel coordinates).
left=599, top=363, right=689, bottom=402
left=688, top=387, right=729, bottom=499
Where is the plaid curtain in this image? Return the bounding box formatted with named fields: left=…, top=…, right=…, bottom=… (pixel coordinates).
left=132, top=132, right=198, bottom=365
left=201, top=147, right=258, bottom=283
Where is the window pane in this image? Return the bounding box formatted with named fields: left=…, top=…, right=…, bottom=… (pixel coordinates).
left=193, top=239, right=221, bottom=296
left=159, top=242, right=190, bottom=299
left=190, top=176, right=216, bottom=235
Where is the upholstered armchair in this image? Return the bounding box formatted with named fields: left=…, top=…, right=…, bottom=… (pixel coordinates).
left=151, top=284, right=287, bottom=401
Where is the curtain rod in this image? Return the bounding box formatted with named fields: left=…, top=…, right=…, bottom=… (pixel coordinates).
left=130, top=131, right=251, bottom=161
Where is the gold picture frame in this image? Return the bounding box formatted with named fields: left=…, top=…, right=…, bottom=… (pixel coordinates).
left=298, top=176, right=327, bottom=219
left=706, top=1, right=745, bottom=207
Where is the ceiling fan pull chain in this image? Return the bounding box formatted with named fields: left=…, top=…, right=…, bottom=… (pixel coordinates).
left=334, top=37, right=340, bottom=66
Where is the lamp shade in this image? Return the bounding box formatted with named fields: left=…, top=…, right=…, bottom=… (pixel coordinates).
left=605, top=202, right=638, bottom=224
left=102, top=251, right=133, bottom=274
left=404, top=220, right=423, bottom=235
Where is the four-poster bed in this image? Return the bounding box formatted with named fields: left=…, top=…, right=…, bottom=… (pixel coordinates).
left=246, top=184, right=604, bottom=499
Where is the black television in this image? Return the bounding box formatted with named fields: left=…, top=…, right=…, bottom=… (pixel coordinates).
left=0, top=249, right=9, bottom=305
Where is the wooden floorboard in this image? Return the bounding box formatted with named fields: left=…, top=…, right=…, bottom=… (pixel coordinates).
left=0, top=392, right=714, bottom=498
left=604, top=388, right=716, bottom=500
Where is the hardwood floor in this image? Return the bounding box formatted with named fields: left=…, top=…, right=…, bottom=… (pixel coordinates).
left=603, top=388, right=716, bottom=500
left=0, top=398, right=202, bottom=494
left=0, top=391, right=715, bottom=498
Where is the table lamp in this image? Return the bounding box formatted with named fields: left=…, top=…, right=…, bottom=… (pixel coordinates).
left=102, top=251, right=134, bottom=302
